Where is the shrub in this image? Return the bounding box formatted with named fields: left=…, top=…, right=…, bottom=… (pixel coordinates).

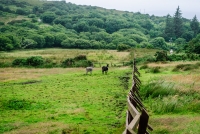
left=16, top=8, right=28, bottom=15
left=172, top=64, right=199, bottom=71
left=167, top=54, right=185, bottom=61
left=0, top=21, right=4, bottom=25
left=74, top=55, right=87, bottom=61
left=12, top=58, right=27, bottom=66
left=0, top=62, right=11, bottom=67
left=140, top=64, right=148, bottom=69
left=155, top=51, right=167, bottom=61
left=195, top=62, right=200, bottom=66
left=28, top=14, right=36, bottom=18
left=26, top=56, right=44, bottom=66
left=7, top=19, right=27, bottom=25
left=150, top=67, right=160, bottom=73
left=61, top=58, right=75, bottom=67
left=74, top=60, right=93, bottom=67
left=117, top=44, right=131, bottom=51
left=135, top=55, right=156, bottom=64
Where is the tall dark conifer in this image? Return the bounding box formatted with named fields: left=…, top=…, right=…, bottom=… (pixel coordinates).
left=173, top=6, right=183, bottom=38
left=190, top=15, right=199, bottom=37
left=163, top=14, right=175, bottom=41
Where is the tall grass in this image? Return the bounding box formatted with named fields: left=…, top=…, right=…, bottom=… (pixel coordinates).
left=172, top=63, right=200, bottom=71
left=141, top=79, right=200, bottom=114
left=147, top=94, right=200, bottom=114
left=140, top=80, right=178, bottom=99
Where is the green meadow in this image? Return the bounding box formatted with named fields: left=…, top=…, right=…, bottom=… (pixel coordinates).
left=0, top=49, right=200, bottom=134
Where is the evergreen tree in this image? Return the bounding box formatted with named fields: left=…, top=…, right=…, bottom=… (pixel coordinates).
left=173, top=6, right=183, bottom=38
left=163, top=14, right=175, bottom=42
left=190, top=15, right=199, bottom=37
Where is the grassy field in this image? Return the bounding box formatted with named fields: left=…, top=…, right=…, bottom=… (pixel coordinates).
left=0, top=67, right=131, bottom=134
left=0, top=48, right=157, bottom=67
left=0, top=49, right=200, bottom=134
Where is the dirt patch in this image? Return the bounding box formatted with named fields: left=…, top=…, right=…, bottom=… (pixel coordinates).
left=150, top=116, right=200, bottom=133
left=4, top=122, right=70, bottom=134
left=20, top=80, right=42, bottom=85
left=0, top=68, right=85, bottom=82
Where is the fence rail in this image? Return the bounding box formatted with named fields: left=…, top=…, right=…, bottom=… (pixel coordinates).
left=123, top=59, right=153, bottom=134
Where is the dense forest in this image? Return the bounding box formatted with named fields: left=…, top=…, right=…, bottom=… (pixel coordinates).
left=0, top=0, right=200, bottom=53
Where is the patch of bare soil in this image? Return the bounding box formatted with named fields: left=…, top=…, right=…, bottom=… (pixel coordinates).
left=0, top=68, right=84, bottom=82
left=4, top=122, right=70, bottom=134
left=150, top=116, right=200, bottom=133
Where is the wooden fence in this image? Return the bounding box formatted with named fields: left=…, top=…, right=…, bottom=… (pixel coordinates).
left=123, top=59, right=153, bottom=134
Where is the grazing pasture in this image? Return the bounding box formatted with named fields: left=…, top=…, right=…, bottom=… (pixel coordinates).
left=0, top=49, right=200, bottom=134
left=0, top=66, right=131, bottom=134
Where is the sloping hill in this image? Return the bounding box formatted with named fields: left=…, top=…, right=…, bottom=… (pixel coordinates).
left=0, top=0, right=195, bottom=51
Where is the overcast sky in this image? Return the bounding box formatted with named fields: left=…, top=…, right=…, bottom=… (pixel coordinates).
left=65, top=0, right=200, bottom=20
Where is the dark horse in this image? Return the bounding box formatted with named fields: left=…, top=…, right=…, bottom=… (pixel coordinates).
left=102, top=64, right=109, bottom=74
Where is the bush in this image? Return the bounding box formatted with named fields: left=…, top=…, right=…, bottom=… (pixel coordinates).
left=74, top=60, right=92, bottom=67
left=28, top=14, right=36, bottom=18
left=0, top=62, right=11, bottom=68
left=135, top=55, right=156, bottom=64
left=150, top=67, right=160, bottom=73
left=12, top=58, right=27, bottom=66
left=26, top=56, right=44, bottom=66
left=117, top=44, right=131, bottom=51
left=168, top=54, right=185, bottom=61
left=12, top=56, right=44, bottom=67
left=74, top=55, right=87, bottom=61
left=61, top=58, right=75, bottom=67
left=140, top=64, right=148, bottom=69
left=62, top=55, right=92, bottom=67
left=172, top=64, right=199, bottom=71
left=0, top=21, right=4, bottom=25
left=16, top=8, right=28, bottom=15
left=155, top=51, right=167, bottom=61
left=7, top=19, right=27, bottom=25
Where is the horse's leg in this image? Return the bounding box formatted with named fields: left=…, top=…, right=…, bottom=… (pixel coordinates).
left=86, top=70, right=88, bottom=75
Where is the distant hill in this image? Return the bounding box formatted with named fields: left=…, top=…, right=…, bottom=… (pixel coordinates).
left=0, top=0, right=199, bottom=51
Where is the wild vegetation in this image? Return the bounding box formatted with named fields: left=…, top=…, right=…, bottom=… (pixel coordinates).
left=0, top=0, right=200, bottom=53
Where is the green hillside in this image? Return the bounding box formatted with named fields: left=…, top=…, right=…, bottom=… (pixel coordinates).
left=0, top=0, right=199, bottom=52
